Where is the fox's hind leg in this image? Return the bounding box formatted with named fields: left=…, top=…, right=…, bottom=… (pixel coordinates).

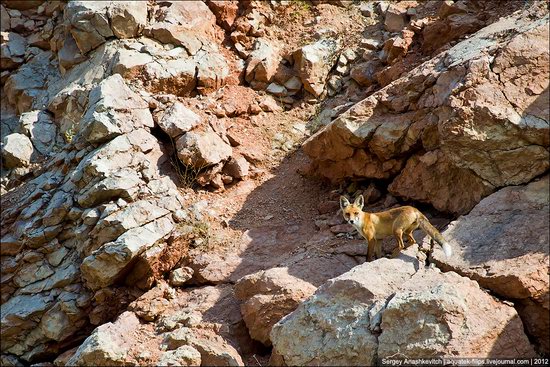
left=404, top=222, right=419, bottom=246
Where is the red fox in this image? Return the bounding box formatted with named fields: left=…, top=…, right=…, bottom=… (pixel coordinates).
left=340, top=195, right=452, bottom=261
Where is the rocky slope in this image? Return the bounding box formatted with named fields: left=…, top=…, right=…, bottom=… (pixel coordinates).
left=0, top=0, right=548, bottom=366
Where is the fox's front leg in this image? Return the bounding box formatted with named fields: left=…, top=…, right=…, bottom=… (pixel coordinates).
left=366, top=233, right=377, bottom=261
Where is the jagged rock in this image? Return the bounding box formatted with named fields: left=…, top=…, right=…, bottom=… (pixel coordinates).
left=381, top=29, right=414, bottom=64
left=194, top=45, right=230, bottom=95
left=432, top=176, right=550, bottom=355
left=0, top=31, right=26, bottom=69
left=81, top=216, right=174, bottom=290
left=169, top=267, right=194, bottom=287
left=235, top=268, right=317, bottom=346
left=422, top=13, right=484, bottom=53
left=384, top=4, right=408, bottom=32
left=158, top=102, right=201, bottom=139
left=143, top=55, right=197, bottom=96
left=64, top=1, right=147, bottom=54
left=271, top=249, right=420, bottom=366
left=176, top=130, right=232, bottom=169
left=1, top=133, right=34, bottom=168
left=205, top=0, right=239, bottom=31
left=112, top=48, right=153, bottom=78
left=293, top=39, right=340, bottom=97
left=0, top=6, right=10, bottom=32
left=78, top=74, right=153, bottom=144
left=388, top=149, right=494, bottom=214
left=148, top=0, right=216, bottom=41
left=4, top=50, right=58, bottom=114
left=108, top=1, right=148, bottom=39
left=66, top=311, right=140, bottom=366
left=158, top=346, right=202, bottom=366
left=57, top=34, right=86, bottom=72
left=350, top=60, right=383, bottom=87
left=18, top=110, right=58, bottom=156
left=222, top=155, right=249, bottom=179
left=245, top=38, right=281, bottom=88
left=271, top=247, right=535, bottom=365
left=303, top=9, right=549, bottom=214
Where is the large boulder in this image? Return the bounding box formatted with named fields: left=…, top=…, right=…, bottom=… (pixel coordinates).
left=432, top=176, right=550, bottom=355
left=293, top=39, right=340, bottom=97
left=235, top=268, right=317, bottom=346
left=1, top=133, right=34, bottom=168
left=64, top=1, right=147, bottom=54
left=303, top=7, right=549, bottom=214
left=271, top=247, right=535, bottom=365
left=18, top=111, right=59, bottom=156
left=66, top=312, right=140, bottom=366
left=77, top=74, right=153, bottom=144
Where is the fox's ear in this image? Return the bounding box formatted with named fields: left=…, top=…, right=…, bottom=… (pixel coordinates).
left=354, top=195, right=364, bottom=209
left=340, top=196, right=350, bottom=210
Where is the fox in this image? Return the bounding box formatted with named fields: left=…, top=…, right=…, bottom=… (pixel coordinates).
left=340, top=195, right=452, bottom=261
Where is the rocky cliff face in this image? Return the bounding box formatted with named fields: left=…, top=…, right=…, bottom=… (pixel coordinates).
left=1, top=0, right=548, bottom=366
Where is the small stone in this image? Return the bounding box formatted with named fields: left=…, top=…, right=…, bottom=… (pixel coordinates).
left=169, top=267, right=194, bottom=287
left=1, top=133, right=34, bottom=168
left=266, top=83, right=287, bottom=96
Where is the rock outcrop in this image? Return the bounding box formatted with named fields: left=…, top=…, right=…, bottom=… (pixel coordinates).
left=271, top=247, right=536, bottom=365
left=431, top=176, right=550, bottom=355
left=303, top=6, right=549, bottom=214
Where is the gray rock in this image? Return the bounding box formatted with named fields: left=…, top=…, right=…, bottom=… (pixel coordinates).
left=158, top=346, right=201, bottom=366
left=81, top=216, right=174, bottom=290
left=0, top=31, right=26, bottom=69
left=293, top=39, right=340, bottom=97
left=67, top=312, right=140, bottom=366
left=0, top=5, right=10, bottom=31
left=176, top=130, right=232, bottom=169
left=245, top=38, right=280, bottom=86
left=266, top=83, right=287, bottom=96
left=158, top=103, right=201, bottom=139
left=222, top=155, right=250, bottom=179
left=1, top=133, right=34, bottom=168
left=79, top=74, right=153, bottom=144
left=19, top=110, right=58, bottom=156
left=169, top=267, right=194, bottom=287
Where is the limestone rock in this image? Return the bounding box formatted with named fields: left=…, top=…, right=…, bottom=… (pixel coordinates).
left=158, top=103, right=201, bottom=139
left=78, top=74, right=153, bottom=144
left=64, top=1, right=147, bottom=54
left=432, top=176, right=550, bottom=354
left=378, top=270, right=535, bottom=359
left=108, top=1, right=148, bottom=39
left=293, top=39, right=340, bottom=97
left=384, top=4, right=407, bottom=32
left=169, top=267, right=194, bottom=287
left=81, top=216, right=174, bottom=290
left=0, top=31, right=26, bottom=69
left=271, top=249, right=421, bottom=366
left=176, top=130, right=232, bottom=169
left=18, top=110, right=58, bottom=156
left=303, top=9, right=549, bottom=214
left=67, top=312, right=140, bottom=366
left=222, top=155, right=249, bottom=179
left=1, top=133, right=34, bottom=168
left=271, top=247, right=535, bottom=365
left=158, top=346, right=201, bottom=366
left=245, top=38, right=281, bottom=87
left=235, top=268, right=317, bottom=346
left=388, top=150, right=494, bottom=215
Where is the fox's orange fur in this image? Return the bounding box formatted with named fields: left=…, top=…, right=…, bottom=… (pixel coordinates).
left=340, top=195, right=452, bottom=261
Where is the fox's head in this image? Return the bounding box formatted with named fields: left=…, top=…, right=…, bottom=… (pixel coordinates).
left=340, top=195, right=364, bottom=226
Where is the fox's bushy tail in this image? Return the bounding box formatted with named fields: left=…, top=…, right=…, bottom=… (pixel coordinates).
left=417, top=214, right=452, bottom=258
